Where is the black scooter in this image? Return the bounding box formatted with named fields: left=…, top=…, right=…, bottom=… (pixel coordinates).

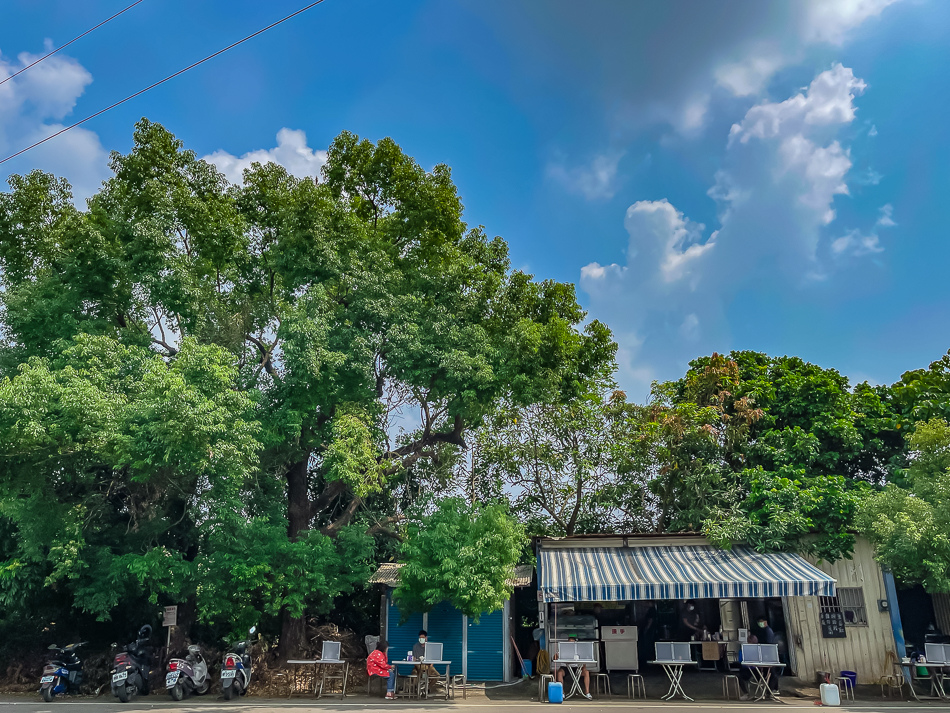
left=39, top=642, right=86, bottom=701
left=110, top=625, right=153, bottom=702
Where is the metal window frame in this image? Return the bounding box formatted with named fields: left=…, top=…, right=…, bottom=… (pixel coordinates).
left=837, top=586, right=869, bottom=627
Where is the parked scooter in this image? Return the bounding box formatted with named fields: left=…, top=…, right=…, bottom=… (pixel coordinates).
left=220, top=626, right=256, bottom=700
left=166, top=644, right=210, bottom=700
left=111, top=625, right=153, bottom=702
left=39, top=642, right=86, bottom=701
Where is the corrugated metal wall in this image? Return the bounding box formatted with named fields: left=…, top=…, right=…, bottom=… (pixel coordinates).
left=426, top=600, right=464, bottom=678
left=933, top=593, right=950, bottom=635
left=466, top=609, right=505, bottom=681
left=784, top=537, right=896, bottom=685
left=386, top=593, right=424, bottom=661
left=386, top=590, right=507, bottom=681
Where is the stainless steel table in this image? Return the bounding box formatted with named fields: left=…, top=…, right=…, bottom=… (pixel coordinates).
left=392, top=659, right=452, bottom=700
left=314, top=658, right=348, bottom=698
left=649, top=659, right=698, bottom=701
left=552, top=658, right=596, bottom=699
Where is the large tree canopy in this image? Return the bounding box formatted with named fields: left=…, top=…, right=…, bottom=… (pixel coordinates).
left=0, top=121, right=614, bottom=650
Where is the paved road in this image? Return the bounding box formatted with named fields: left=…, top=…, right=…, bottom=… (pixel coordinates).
left=1, top=697, right=948, bottom=713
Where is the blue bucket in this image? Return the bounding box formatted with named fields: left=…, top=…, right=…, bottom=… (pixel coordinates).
left=840, top=670, right=857, bottom=690
left=548, top=682, right=564, bottom=703
left=522, top=660, right=533, bottom=677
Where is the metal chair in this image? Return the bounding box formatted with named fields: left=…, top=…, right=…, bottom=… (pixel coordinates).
left=723, top=674, right=741, bottom=700
left=595, top=672, right=611, bottom=696
left=449, top=673, right=467, bottom=699
left=539, top=673, right=555, bottom=701
left=317, top=641, right=346, bottom=698
left=627, top=673, right=646, bottom=699
left=835, top=675, right=855, bottom=701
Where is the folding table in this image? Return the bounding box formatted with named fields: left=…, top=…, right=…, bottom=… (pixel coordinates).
left=650, top=642, right=697, bottom=701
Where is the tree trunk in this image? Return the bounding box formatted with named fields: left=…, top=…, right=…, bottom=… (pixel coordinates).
left=277, top=456, right=311, bottom=659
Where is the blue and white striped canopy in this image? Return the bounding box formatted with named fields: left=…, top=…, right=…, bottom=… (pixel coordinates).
left=539, top=545, right=836, bottom=602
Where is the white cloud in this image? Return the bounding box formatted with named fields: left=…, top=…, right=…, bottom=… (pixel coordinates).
left=729, top=64, right=866, bottom=145
left=0, top=46, right=109, bottom=202
left=716, top=50, right=785, bottom=97
left=581, top=65, right=877, bottom=398
left=203, top=128, right=328, bottom=184
left=547, top=150, right=624, bottom=201
left=876, top=203, right=896, bottom=227
left=803, top=0, right=901, bottom=45
left=832, top=228, right=883, bottom=256
left=868, top=124, right=878, bottom=136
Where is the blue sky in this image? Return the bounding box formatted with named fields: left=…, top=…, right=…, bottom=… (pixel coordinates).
left=1, top=0, right=948, bottom=401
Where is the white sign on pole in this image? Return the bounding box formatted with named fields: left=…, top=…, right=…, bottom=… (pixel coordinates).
left=163, top=605, right=178, bottom=628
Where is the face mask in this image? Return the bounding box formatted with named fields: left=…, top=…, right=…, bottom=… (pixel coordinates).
left=419, top=638, right=426, bottom=644
left=758, top=622, right=766, bottom=628
left=687, top=606, right=694, bottom=611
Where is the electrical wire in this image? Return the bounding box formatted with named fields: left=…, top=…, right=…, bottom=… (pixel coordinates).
left=0, top=0, right=328, bottom=167
left=0, top=0, right=145, bottom=89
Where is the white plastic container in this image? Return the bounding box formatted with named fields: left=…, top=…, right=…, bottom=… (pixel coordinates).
left=820, top=683, right=841, bottom=706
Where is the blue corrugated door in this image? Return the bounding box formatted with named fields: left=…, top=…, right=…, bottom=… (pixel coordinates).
left=387, top=590, right=424, bottom=661
left=466, top=609, right=504, bottom=681
left=426, top=600, right=463, bottom=678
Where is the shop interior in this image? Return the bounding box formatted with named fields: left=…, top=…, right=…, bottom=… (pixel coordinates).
left=541, top=598, right=792, bottom=676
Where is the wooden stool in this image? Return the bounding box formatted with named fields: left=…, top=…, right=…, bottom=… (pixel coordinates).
left=723, top=674, right=740, bottom=700
left=595, top=672, right=611, bottom=696
left=627, top=673, right=646, bottom=699
left=835, top=676, right=855, bottom=701
left=538, top=673, right=555, bottom=701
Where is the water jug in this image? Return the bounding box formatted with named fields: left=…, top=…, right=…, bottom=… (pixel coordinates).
left=548, top=682, right=564, bottom=703
left=820, top=683, right=840, bottom=706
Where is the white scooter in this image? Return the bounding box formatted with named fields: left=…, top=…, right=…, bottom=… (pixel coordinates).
left=166, top=644, right=210, bottom=700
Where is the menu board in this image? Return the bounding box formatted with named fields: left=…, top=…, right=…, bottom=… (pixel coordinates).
left=820, top=611, right=847, bottom=638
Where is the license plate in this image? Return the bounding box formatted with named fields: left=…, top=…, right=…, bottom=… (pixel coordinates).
left=112, top=671, right=128, bottom=683
left=221, top=669, right=236, bottom=679
left=166, top=672, right=180, bottom=685
left=40, top=675, right=55, bottom=684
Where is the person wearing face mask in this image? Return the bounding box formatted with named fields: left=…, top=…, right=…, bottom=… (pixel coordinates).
left=680, top=601, right=703, bottom=640
left=411, top=630, right=440, bottom=685
left=755, top=616, right=780, bottom=693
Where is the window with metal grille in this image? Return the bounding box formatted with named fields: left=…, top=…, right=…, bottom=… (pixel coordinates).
left=837, top=587, right=868, bottom=626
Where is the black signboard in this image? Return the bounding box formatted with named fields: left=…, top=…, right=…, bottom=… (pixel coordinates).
left=820, top=611, right=847, bottom=638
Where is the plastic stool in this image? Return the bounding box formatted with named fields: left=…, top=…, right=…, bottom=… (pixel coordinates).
left=835, top=675, right=855, bottom=701
left=723, top=674, right=740, bottom=700
left=595, top=673, right=611, bottom=696
left=627, top=673, right=646, bottom=699
left=538, top=674, right=554, bottom=702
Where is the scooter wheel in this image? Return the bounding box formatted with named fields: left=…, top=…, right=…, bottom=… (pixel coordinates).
left=41, top=687, right=55, bottom=702
left=196, top=681, right=210, bottom=695
left=170, top=682, right=185, bottom=701
left=117, top=683, right=136, bottom=703
left=222, top=684, right=236, bottom=700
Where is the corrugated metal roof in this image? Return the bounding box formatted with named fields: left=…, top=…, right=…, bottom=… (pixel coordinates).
left=369, top=562, right=534, bottom=588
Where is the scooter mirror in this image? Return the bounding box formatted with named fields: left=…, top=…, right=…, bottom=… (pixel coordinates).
left=249, top=626, right=257, bottom=635
left=48, top=644, right=57, bottom=650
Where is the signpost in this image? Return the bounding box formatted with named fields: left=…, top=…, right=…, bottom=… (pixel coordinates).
left=163, top=605, right=178, bottom=649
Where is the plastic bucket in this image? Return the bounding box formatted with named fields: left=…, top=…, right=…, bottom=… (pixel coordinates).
left=840, top=670, right=857, bottom=690
left=521, top=660, right=533, bottom=677
left=548, top=682, right=564, bottom=703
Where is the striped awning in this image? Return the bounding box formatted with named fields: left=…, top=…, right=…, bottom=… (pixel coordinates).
left=539, top=545, right=836, bottom=602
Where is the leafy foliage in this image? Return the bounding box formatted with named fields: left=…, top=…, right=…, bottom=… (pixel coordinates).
left=395, top=498, right=524, bottom=622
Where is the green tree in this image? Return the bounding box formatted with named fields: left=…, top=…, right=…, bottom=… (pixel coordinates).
left=857, top=419, right=950, bottom=591
left=0, top=121, right=613, bottom=651
left=395, top=498, right=524, bottom=622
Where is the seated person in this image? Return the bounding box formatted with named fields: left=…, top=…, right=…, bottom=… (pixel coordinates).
left=366, top=639, right=397, bottom=699
left=555, top=636, right=592, bottom=699
left=412, top=630, right=440, bottom=682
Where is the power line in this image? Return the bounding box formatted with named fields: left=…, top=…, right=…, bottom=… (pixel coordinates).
left=0, top=0, right=328, bottom=167
left=0, top=0, right=145, bottom=89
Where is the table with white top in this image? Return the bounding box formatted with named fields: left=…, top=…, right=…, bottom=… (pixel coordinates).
left=391, top=660, right=452, bottom=700
left=552, top=658, right=596, bottom=699
left=286, top=659, right=318, bottom=696
left=741, top=662, right=785, bottom=702
left=648, top=660, right=699, bottom=701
